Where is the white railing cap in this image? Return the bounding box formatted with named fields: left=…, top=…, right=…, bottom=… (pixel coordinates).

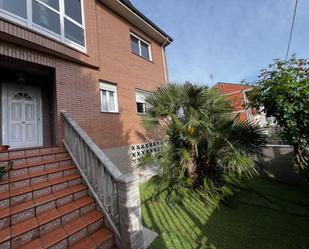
left=62, top=112, right=122, bottom=179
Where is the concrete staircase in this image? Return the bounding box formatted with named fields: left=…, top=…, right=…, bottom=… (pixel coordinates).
left=0, top=146, right=117, bottom=249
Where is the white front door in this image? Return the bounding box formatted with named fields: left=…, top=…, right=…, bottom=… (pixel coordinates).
left=2, top=84, right=43, bottom=148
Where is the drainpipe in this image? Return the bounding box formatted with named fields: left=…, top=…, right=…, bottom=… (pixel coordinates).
left=242, top=89, right=254, bottom=123
left=161, top=38, right=170, bottom=85
left=242, top=90, right=250, bottom=122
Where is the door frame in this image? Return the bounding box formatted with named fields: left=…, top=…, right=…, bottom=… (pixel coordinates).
left=2, top=83, right=43, bottom=148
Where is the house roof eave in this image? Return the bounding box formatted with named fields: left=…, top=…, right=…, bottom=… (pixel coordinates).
left=99, top=0, right=173, bottom=46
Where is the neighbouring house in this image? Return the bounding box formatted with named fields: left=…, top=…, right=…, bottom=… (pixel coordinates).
left=214, top=82, right=273, bottom=127
left=0, top=1, right=172, bottom=249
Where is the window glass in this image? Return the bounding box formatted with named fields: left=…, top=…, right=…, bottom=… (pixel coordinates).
left=137, top=102, right=145, bottom=113
left=101, top=90, right=108, bottom=112
left=0, top=0, right=85, bottom=49
left=131, top=35, right=139, bottom=54
left=64, top=0, right=82, bottom=24
left=38, top=0, right=59, bottom=11
left=100, top=82, right=118, bottom=113
left=130, top=34, right=151, bottom=60
left=32, top=1, right=61, bottom=34
left=0, top=0, right=27, bottom=19
left=64, top=18, right=84, bottom=46
left=108, top=92, right=115, bottom=111
left=140, top=41, right=150, bottom=59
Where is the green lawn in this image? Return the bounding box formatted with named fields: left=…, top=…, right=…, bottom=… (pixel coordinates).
left=140, top=178, right=309, bottom=249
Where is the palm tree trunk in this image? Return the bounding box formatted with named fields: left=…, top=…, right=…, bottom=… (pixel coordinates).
left=186, top=146, right=198, bottom=185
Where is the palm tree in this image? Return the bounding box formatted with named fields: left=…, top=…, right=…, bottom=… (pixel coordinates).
left=143, top=83, right=266, bottom=204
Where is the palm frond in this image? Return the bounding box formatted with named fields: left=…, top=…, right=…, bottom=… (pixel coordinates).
left=142, top=82, right=266, bottom=205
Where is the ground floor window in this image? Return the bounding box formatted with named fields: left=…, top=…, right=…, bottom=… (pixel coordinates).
left=135, top=90, right=151, bottom=114
left=100, top=82, right=118, bottom=113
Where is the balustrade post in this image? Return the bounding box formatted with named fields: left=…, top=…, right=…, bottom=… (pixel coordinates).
left=117, top=174, right=144, bottom=249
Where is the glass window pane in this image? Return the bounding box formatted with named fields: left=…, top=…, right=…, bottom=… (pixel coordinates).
left=141, top=41, right=150, bottom=59
left=65, top=0, right=82, bottom=24
left=131, top=35, right=139, bottom=54
left=38, top=0, right=59, bottom=11
left=64, top=18, right=85, bottom=46
left=108, top=91, right=115, bottom=111
left=101, top=90, right=108, bottom=111
left=137, top=102, right=144, bottom=113
left=0, top=0, right=27, bottom=19
left=32, top=1, right=61, bottom=34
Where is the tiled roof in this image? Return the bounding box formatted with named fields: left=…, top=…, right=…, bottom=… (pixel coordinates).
left=224, top=92, right=245, bottom=111
left=215, top=82, right=251, bottom=95
left=214, top=83, right=252, bottom=120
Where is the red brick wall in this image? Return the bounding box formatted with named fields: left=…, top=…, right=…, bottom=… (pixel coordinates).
left=0, top=0, right=168, bottom=150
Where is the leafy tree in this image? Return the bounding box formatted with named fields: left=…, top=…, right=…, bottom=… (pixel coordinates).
left=249, top=56, right=309, bottom=180
left=143, top=83, right=266, bottom=204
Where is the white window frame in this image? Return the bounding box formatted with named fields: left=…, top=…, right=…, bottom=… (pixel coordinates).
left=0, top=0, right=86, bottom=52
left=100, top=82, right=119, bottom=113
left=130, top=33, right=152, bottom=61
left=135, top=90, right=151, bottom=114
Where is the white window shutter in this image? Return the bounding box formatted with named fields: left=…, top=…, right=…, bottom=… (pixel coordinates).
left=135, top=91, right=150, bottom=103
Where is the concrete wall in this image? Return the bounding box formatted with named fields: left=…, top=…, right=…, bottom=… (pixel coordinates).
left=103, top=145, right=132, bottom=174
left=257, top=145, right=307, bottom=186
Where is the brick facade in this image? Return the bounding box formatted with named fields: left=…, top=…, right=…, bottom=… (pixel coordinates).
left=0, top=1, right=170, bottom=173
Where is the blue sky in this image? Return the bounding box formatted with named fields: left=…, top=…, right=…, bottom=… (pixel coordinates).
left=130, top=0, right=309, bottom=86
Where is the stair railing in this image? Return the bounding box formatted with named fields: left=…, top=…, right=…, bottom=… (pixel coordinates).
left=62, top=112, right=144, bottom=249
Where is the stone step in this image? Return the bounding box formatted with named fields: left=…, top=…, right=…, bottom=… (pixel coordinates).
left=1, top=164, right=76, bottom=191
left=0, top=227, right=10, bottom=248
left=0, top=183, right=88, bottom=230
left=69, top=227, right=115, bottom=249
left=0, top=192, right=95, bottom=249
left=10, top=209, right=109, bottom=249
left=0, top=149, right=68, bottom=168
left=10, top=157, right=73, bottom=177
left=0, top=174, right=82, bottom=229
left=0, top=146, right=62, bottom=158
left=0, top=146, right=116, bottom=249
left=0, top=165, right=80, bottom=208
left=89, top=228, right=115, bottom=248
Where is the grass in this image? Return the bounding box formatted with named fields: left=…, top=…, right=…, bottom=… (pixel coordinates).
left=140, top=177, right=309, bottom=249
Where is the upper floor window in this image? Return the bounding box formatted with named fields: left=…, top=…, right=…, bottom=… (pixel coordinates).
left=130, top=33, right=152, bottom=61
left=135, top=90, right=151, bottom=114
left=0, top=0, right=85, bottom=51
left=100, top=82, right=119, bottom=113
